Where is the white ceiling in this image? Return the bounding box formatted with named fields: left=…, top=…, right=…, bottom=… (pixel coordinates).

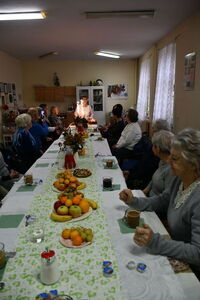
left=0, top=0, right=200, bottom=61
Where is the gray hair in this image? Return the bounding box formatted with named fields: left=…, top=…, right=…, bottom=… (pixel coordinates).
left=15, top=113, right=32, bottom=128
left=152, top=130, right=174, bottom=154
left=152, top=119, right=170, bottom=132
left=172, top=128, right=200, bottom=174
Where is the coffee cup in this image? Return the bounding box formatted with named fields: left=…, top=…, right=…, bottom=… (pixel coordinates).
left=103, top=177, right=113, bottom=190
left=106, top=160, right=113, bottom=168
left=123, top=209, right=140, bottom=228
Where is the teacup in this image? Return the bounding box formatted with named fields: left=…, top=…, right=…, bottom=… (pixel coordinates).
left=123, top=209, right=140, bottom=228
left=103, top=177, right=113, bottom=190
left=0, top=242, right=6, bottom=269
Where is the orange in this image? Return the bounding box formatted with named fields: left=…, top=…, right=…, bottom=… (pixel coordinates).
left=72, top=196, right=81, bottom=205
left=70, top=230, right=80, bottom=240
left=72, top=235, right=83, bottom=246
left=54, top=180, right=60, bottom=189
left=65, top=199, right=73, bottom=207
left=79, top=200, right=90, bottom=213
left=59, top=178, right=65, bottom=183
left=60, top=196, right=68, bottom=204
left=62, top=229, right=71, bottom=239
left=64, top=179, right=70, bottom=185
left=70, top=177, right=77, bottom=183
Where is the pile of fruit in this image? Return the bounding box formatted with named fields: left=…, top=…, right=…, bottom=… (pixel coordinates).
left=50, top=193, right=97, bottom=222
left=53, top=170, right=86, bottom=191
left=61, top=227, right=94, bottom=246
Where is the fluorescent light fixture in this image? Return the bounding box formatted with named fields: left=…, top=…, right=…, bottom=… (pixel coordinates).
left=185, top=52, right=195, bottom=57
left=0, top=11, right=46, bottom=21
left=95, top=51, right=120, bottom=59
left=86, top=10, right=155, bottom=19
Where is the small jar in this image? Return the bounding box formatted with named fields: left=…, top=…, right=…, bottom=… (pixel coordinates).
left=40, top=249, right=60, bottom=285
left=0, top=242, right=6, bottom=269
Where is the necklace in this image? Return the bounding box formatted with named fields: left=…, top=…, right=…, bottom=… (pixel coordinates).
left=174, top=177, right=200, bottom=209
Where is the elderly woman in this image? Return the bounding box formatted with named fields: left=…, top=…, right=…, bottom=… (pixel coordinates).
left=48, top=106, right=63, bottom=128
left=119, top=128, right=200, bottom=277
left=12, top=113, right=39, bottom=173
left=143, top=130, right=175, bottom=196
left=112, top=108, right=142, bottom=162
left=28, top=107, right=49, bottom=152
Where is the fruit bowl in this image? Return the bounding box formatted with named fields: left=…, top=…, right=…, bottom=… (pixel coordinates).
left=60, top=227, right=94, bottom=248
left=60, top=237, right=92, bottom=248
left=50, top=207, right=93, bottom=222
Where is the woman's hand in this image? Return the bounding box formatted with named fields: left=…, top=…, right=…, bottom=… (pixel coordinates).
left=119, top=189, right=134, bottom=205
left=134, top=224, right=153, bottom=247
left=142, top=188, right=149, bottom=196
left=112, top=144, right=117, bottom=149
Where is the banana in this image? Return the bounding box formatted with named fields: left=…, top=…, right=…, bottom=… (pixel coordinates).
left=77, top=182, right=86, bottom=190
left=50, top=211, right=72, bottom=222
left=84, top=198, right=98, bottom=209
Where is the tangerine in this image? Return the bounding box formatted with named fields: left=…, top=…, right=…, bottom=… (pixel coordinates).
left=79, top=200, right=90, bottom=213
left=70, top=230, right=80, bottom=240
left=59, top=178, right=65, bottom=183
left=64, top=179, right=70, bottom=185
left=60, top=196, right=68, bottom=204
left=62, top=229, right=71, bottom=239
left=72, top=196, right=81, bottom=205
left=72, top=235, right=83, bottom=246
left=65, top=199, right=73, bottom=207
left=70, top=177, right=78, bottom=183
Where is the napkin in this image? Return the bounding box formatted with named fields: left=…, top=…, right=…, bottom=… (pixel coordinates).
left=117, top=218, right=144, bottom=234
left=35, top=163, right=49, bottom=168
left=0, top=214, right=25, bottom=228
left=16, top=185, right=37, bottom=192
left=47, top=150, right=58, bottom=153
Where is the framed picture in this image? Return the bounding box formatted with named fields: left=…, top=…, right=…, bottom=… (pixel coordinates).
left=107, top=84, right=128, bottom=99
left=184, top=52, right=196, bottom=90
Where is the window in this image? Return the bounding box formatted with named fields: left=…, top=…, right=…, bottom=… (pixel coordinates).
left=153, top=42, right=176, bottom=127
left=136, top=57, right=151, bottom=120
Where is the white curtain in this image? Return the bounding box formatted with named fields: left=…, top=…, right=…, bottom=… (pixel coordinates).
left=153, top=42, right=176, bottom=126
left=136, top=57, right=151, bottom=121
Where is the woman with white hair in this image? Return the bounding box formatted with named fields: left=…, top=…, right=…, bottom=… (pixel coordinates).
left=119, top=128, right=200, bottom=278
left=12, top=113, right=39, bottom=173
left=143, top=130, right=175, bottom=196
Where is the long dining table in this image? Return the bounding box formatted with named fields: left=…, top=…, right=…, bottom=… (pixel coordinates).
left=0, top=126, right=200, bottom=299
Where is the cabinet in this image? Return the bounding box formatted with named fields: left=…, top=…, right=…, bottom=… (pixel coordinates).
left=34, top=86, right=76, bottom=102
left=76, top=86, right=105, bottom=124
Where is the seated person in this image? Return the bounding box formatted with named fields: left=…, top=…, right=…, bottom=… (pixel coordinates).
left=12, top=113, right=40, bottom=173
left=143, top=130, right=175, bottom=197
left=0, top=151, right=20, bottom=191
left=125, top=118, right=171, bottom=190
left=119, top=128, right=200, bottom=279
left=101, top=104, right=125, bottom=146
left=48, top=105, right=63, bottom=129
left=112, top=108, right=142, bottom=163
left=28, top=107, right=49, bottom=153
left=74, top=96, right=96, bottom=123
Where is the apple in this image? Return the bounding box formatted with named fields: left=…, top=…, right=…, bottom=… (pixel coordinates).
left=69, top=205, right=82, bottom=218
left=54, top=201, right=62, bottom=212
left=57, top=205, right=68, bottom=215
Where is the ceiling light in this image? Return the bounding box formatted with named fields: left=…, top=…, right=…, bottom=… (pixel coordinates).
left=95, top=51, right=120, bottom=59
left=39, top=51, right=58, bottom=59
left=85, top=10, right=155, bottom=19
left=0, top=11, right=46, bottom=21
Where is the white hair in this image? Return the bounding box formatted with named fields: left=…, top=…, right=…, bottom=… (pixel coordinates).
left=15, top=113, right=32, bottom=128
left=152, top=130, right=174, bottom=154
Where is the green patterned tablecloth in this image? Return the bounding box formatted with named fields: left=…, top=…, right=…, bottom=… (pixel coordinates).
left=0, top=139, right=125, bottom=300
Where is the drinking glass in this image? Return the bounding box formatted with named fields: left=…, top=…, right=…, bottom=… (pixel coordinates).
left=103, top=177, right=113, bottom=190
left=29, top=219, right=45, bottom=243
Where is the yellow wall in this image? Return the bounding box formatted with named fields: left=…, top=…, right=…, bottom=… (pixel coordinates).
left=139, top=12, right=200, bottom=132
left=0, top=50, right=22, bottom=141
left=22, top=59, right=137, bottom=118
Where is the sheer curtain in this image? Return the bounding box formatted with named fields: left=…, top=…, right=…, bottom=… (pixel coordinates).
left=136, top=57, right=151, bottom=121
left=153, top=42, right=176, bottom=126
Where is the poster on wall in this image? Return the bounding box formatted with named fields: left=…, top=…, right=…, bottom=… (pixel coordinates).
left=184, top=52, right=196, bottom=91
left=107, top=84, right=128, bottom=99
